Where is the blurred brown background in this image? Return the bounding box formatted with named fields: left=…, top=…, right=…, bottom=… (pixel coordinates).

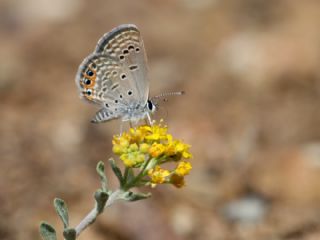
left=1, top=0, right=320, bottom=239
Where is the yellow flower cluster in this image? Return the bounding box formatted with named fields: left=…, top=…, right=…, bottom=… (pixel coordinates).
left=148, top=166, right=170, bottom=184
left=147, top=161, right=192, bottom=188
left=112, top=123, right=192, bottom=188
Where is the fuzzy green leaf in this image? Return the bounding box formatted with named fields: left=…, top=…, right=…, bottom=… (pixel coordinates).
left=54, top=198, right=69, bottom=228
left=124, top=167, right=135, bottom=183
left=96, top=161, right=108, bottom=191
left=121, top=191, right=152, bottom=202
left=63, top=228, right=76, bottom=240
left=109, top=159, right=124, bottom=187
left=94, top=190, right=109, bottom=213
left=39, top=222, right=57, bottom=240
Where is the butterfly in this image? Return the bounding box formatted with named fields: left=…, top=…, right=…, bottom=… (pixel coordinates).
left=75, top=24, right=183, bottom=125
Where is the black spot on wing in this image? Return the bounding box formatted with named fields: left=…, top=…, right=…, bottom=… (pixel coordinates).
left=111, top=83, right=119, bottom=90
left=129, top=65, right=138, bottom=71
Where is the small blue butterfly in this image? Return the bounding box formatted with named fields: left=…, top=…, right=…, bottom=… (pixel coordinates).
left=75, top=24, right=183, bottom=125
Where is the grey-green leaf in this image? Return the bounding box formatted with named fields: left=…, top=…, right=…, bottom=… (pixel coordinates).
left=63, top=228, right=76, bottom=240
left=94, top=190, right=109, bottom=213
left=39, top=222, right=57, bottom=240
left=121, top=191, right=152, bottom=201
left=54, top=198, right=69, bottom=228
left=109, top=159, right=124, bottom=186
left=96, top=161, right=108, bottom=191
left=124, top=168, right=135, bottom=183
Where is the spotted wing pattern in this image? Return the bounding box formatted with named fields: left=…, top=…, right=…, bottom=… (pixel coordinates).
left=95, top=24, right=149, bottom=106
left=75, top=24, right=150, bottom=123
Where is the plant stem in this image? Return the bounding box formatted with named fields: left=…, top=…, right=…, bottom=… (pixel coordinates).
left=75, top=189, right=123, bottom=236
left=124, top=158, right=152, bottom=190
left=123, top=167, right=129, bottom=183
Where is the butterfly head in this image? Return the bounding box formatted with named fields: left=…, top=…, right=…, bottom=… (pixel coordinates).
left=147, top=99, right=157, bottom=113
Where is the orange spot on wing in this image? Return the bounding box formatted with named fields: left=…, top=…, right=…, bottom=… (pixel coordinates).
left=80, top=66, right=97, bottom=88
left=82, top=90, right=94, bottom=101
left=85, top=95, right=94, bottom=100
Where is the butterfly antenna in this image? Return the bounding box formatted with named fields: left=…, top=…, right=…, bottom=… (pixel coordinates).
left=151, top=91, right=185, bottom=103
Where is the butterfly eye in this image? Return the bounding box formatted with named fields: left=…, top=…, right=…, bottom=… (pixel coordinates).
left=135, top=47, right=140, bottom=52
left=147, top=100, right=154, bottom=111
left=128, top=45, right=134, bottom=50
left=86, top=70, right=94, bottom=77
left=123, top=49, right=129, bottom=55
left=119, top=55, right=125, bottom=60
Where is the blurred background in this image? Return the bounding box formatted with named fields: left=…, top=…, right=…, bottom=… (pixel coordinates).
left=1, top=0, right=320, bottom=239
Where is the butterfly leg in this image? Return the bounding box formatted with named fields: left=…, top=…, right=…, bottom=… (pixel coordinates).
left=146, top=113, right=153, bottom=126
left=119, top=122, right=124, bottom=136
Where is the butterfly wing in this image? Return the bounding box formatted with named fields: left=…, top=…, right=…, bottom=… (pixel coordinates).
left=94, top=24, right=149, bottom=106
left=75, top=53, right=120, bottom=122
left=75, top=24, right=149, bottom=123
